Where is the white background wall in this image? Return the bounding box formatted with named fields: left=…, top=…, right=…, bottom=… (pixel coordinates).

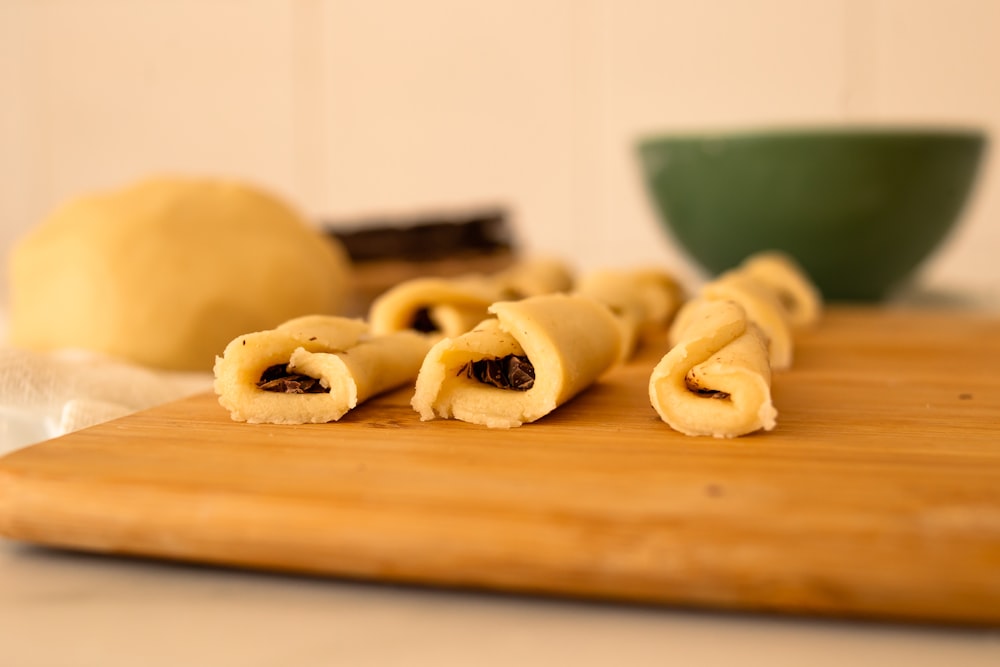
left=2, top=0, right=998, bottom=307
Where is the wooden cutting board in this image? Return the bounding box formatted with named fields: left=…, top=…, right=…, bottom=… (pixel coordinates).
left=2, top=307, right=999, bottom=626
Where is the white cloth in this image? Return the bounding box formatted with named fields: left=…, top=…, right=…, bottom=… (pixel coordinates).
left=0, top=345, right=213, bottom=455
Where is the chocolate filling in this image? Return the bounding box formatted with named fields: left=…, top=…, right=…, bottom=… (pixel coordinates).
left=498, top=288, right=526, bottom=301
left=460, top=354, right=535, bottom=391
left=411, top=307, right=437, bottom=333
left=685, top=376, right=730, bottom=400
left=776, top=289, right=798, bottom=313
left=257, top=364, right=326, bottom=394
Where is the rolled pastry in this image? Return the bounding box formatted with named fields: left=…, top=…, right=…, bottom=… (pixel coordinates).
left=490, top=257, right=575, bottom=299
left=368, top=275, right=502, bottom=338
left=671, top=271, right=793, bottom=370
left=214, top=314, right=432, bottom=424
left=650, top=299, right=777, bottom=438
left=411, top=293, right=623, bottom=428
left=575, top=268, right=684, bottom=361
left=368, top=258, right=574, bottom=340
left=738, top=251, right=822, bottom=327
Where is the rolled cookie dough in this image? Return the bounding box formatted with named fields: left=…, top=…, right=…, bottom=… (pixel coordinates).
left=214, top=315, right=431, bottom=424
left=671, top=270, right=794, bottom=370
left=367, top=258, right=575, bottom=340
left=368, top=275, right=502, bottom=339
left=650, top=299, right=777, bottom=438
left=411, top=293, right=622, bottom=428
left=575, top=267, right=684, bottom=362
left=738, top=251, right=823, bottom=327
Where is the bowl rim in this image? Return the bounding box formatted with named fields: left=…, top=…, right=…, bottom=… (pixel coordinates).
left=637, top=124, right=988, bottom=148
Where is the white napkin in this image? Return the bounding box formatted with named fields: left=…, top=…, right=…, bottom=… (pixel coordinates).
left=0, top=345, right=213, bottom=455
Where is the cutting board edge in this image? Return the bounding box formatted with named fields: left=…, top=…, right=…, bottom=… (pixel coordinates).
left=3, top=463, right=1000, bottom=628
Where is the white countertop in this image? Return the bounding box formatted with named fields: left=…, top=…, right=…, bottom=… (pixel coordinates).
left=2, top=537, right=999, bottom=667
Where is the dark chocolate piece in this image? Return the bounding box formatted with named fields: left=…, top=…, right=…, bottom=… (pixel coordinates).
left=685, top=376, right=730, bottom=400
left=324, top=208, right=514, bottom=262
left=257, top=364, right=326, bottom=394
left=461, top=354, right=535, bottom=391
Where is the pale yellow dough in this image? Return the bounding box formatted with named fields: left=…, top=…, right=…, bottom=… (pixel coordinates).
left=8, top=177, right=352, bottom=371
left=649, top=299, right=776, bottom=438
left=490, top=257, right=575, bottom=298
left=368, top=275, right=503, bottom=338
left=575, top=267, right=684, bottom=361
left=671, top=270, right=794, bottom=370
left=411, top=293, right=622, bottom=428
left=367, top=258, right=575, bottom=339
left=214, top=315, right=431, bottom=424
left=738, top=251, right=823, bottom=327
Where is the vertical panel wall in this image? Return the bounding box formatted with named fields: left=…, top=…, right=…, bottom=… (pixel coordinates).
left=1, top=0, right=997, bottom=312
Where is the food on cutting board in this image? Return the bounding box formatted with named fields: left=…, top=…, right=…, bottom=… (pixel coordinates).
left=205, top=245, right=818, bottom=436
left=411, top=293, right=623, bottom=428
left=575, top=267, right=684, bottom=362
left=667, top=250, right=824, bottom=373
left=649, top=299, right=777, bottom=438
left=649, top=249, right=822, bottom=437
left=368, top=275, right=502, bottom=338
left=8, top=176, right=352, bottom=372
left=737, top=251, right=823, bottom=327
left=671, top=271, right=794, bottom=370
left=489, top=257, right=575, bottom=299
left=214, top=315, right=432, bottom=424
left=368, top=257, right=575, bottom=338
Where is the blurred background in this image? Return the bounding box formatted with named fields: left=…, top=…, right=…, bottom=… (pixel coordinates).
left=2, top=0, right=998, bottom=308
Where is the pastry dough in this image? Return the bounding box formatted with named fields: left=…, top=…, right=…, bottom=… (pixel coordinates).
left=368, top=258, right=574, bottom=339
left=411, top=293, right=622, bottom=428
left=8, top=177, right=352, bottom=371
left=738, top=251, right=822, bottom=327
left=672, top=270, right=794, bottom=370
left=575, top=268, right=684, bottom=361
left=368, top=275, right=502, bottom=338
left=214, top=315, right=431, bottom=424
left=490, top=257, right=574, bottom=299
left=649, top=299, right=776, bottom=438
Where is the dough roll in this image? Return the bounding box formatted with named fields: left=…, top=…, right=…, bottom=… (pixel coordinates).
left=411, top=293, right=623, bottom=428
left=490, top=257, right=575, bottom=299
left=738, top=251, right=823, bottom=327
left=575, top=268, right=684, bottom=362
left=649, top=299, right=777, bottom=438
left=677, top=270, right=794, bottom=370
left=367, top=276, right=502, bottom=338
left=214, top=315, right=431, bottom=424
left=367, top=257, right=576, bottom=341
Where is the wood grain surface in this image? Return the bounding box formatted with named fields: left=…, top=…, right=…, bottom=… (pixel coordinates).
left=1, top=307, right=999, bottom=625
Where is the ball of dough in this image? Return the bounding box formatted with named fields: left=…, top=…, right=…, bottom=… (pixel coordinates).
left=8, top=176, right=352, bottom=371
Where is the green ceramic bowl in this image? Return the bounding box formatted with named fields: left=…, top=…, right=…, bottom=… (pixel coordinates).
left=637, top=127, right=987, bottom=301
